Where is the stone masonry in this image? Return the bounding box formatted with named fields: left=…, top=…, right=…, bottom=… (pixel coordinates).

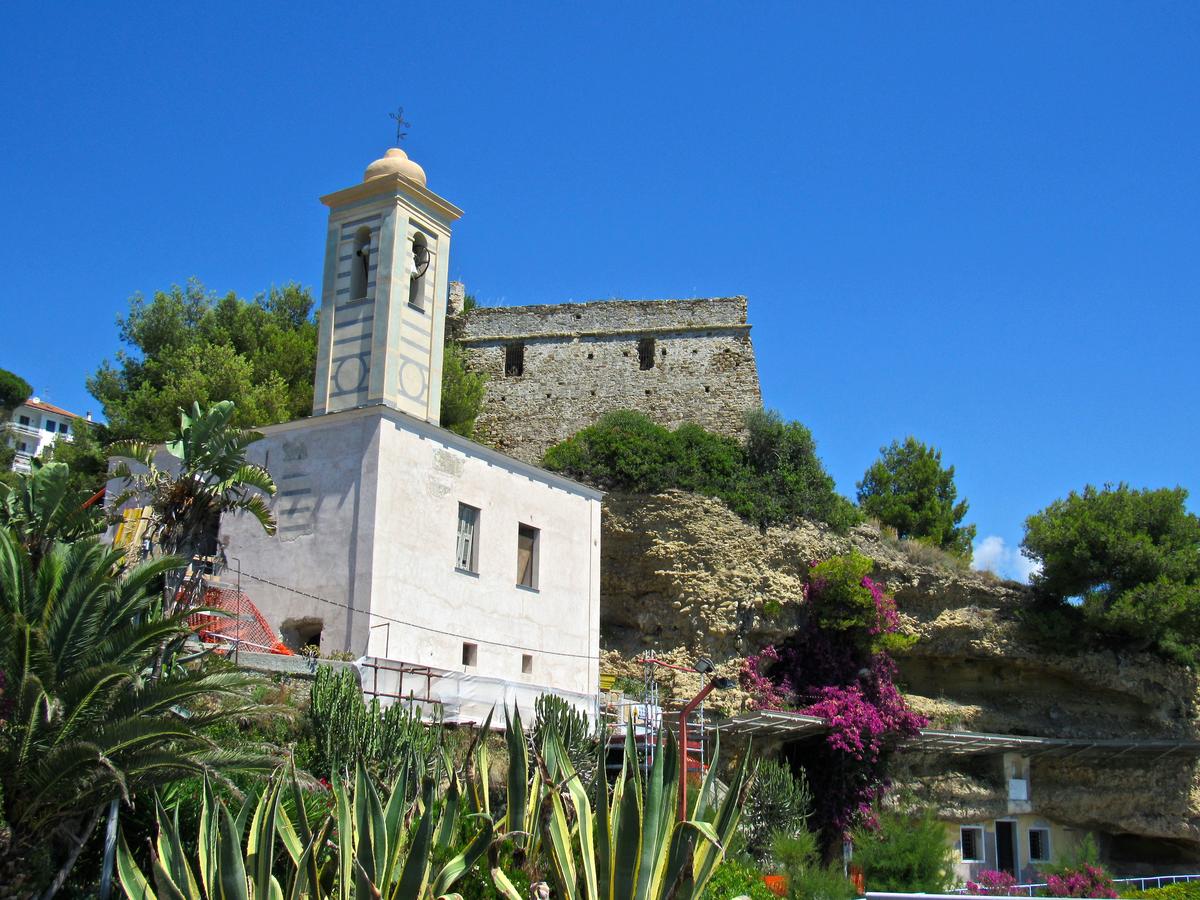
left=457, top=296, right=762, bottom=465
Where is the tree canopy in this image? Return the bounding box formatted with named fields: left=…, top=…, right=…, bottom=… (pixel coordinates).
left=88, top=279, right=318, bottom=440
left=856, top=436, right=975, bottom=557
left=0, top=367, right=32, bottom=413
left=1022, top=483, right=1200, bottom=665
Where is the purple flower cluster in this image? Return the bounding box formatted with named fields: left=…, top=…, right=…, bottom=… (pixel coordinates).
left=1043, top=866, right=1117, bottom=898
left=966, top=870, right=1018, bottom=895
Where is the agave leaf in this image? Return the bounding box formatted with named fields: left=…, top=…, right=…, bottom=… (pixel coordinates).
left=332, top=772, right=354, bottom=900
left=247, top=775, right=282, bottom=898
left=431, top=815, right=494, bottom=897
left=394, top=778, right=436, bottom=900
left=116, top=830, right=159, bottom=900
left=217, top=802, right=250, bottom=900
left=503, top=706, right=527, bottom=844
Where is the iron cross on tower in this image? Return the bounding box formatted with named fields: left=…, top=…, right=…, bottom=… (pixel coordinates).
left=389, top=107, right=410, bottom=145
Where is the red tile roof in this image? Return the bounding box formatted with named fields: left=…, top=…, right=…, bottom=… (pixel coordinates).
left=24, top=399, right=84, bottom=419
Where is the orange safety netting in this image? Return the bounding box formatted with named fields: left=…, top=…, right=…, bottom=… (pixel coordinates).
left=186, top=586, right=293, bottom=656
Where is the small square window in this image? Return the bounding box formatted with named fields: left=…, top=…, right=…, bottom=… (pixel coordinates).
left=18, top=415, right=29, bottom=426
left=59, top=422, right=69, bottom=434
left=961, top=826, right=985, bottom=863
left=462, top=642, right=478, bottom=667
left=517, top=523, right=539, bottom=590
left=456, top=503, right=480, bottom=573
left=1029, top=828, right=1051, bottom=863
left=522, top=653, right=533, bottom=674
left=44, top=419, right=56, bottom=432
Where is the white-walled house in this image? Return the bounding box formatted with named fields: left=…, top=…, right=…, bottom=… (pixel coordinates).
left=4, top=398, right=93, bottom=472
left=220, top=404, right=601, bottom=700
left=198, top=145, right=603, bottom=722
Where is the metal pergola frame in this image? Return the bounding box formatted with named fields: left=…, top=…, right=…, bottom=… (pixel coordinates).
left=709, top=713, right=1200, bottom=760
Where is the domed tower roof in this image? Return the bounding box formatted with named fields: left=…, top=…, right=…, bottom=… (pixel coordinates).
left=363, top=147, right=427, bottom=186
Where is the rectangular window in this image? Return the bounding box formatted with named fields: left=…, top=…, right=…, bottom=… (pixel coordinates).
left=18, top=442, right=27, bottom=453
left=505, top=342, right=525, bottom=377
left=462, top=642, right=478, bottom=667
left=961, top=826, right=985, bottom=863
left=44, top=419, right=56, bottom=432
left=456, top=503, right=479, bottom=573
left=58, top=422, right=69, bottom=434
left=522, top=653, right=533, bottom=674
left=638, top=337, right=656, bottom=370
left=18, top=415, right=29, bottom=426
left=517, top=523, right=539, bottom=589
left=1028, top=828, right=1050, bottom=863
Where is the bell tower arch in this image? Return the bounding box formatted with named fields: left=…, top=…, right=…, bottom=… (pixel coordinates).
left=312, top=147, right=463, bottom=423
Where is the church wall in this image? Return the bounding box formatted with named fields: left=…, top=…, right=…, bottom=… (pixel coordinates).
left=219, top=411, right=384, bottom=655
left=368, top=412, right=601, bottom=695
left=218, top=404, right=601, bottom=696
left=458, top=297, right=762, bottom=465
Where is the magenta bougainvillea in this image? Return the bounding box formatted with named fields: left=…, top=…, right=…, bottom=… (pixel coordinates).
left=740, top=551, right=926, bottom=838
left=966, top=870, right=1019, bottom=895
left=1044, top=866, right=1118, bottom=899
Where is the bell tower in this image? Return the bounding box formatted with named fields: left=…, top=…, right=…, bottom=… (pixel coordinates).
left=312, top=148, right=462, bottom=422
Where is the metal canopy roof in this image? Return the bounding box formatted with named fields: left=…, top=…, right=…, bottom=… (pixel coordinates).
left=710, top=714, right=1200, bottom=760
left=909, top=729, right=1200, bottom=760
left=709, top=710, right=828, bottom=738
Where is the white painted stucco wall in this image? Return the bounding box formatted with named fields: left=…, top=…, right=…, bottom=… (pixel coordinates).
left=219, top=403, right=601, bottom=697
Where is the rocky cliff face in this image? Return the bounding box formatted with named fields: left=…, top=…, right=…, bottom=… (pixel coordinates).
left=600, top=490, right=1200, bottom=847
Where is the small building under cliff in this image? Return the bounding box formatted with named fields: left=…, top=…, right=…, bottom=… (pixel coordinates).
left=457, top=296, right=762, bottom=465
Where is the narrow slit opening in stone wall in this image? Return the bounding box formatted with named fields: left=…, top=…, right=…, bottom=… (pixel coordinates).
left=505, top=342, right=525, bottom=376
left=638, top=337, right=656, bottom=370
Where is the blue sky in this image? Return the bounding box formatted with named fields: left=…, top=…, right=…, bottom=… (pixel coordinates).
left=2, top=3, right=1197, bottom=580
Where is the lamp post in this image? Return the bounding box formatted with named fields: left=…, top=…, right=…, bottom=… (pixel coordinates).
left=678, top=658, right=734, bottom=822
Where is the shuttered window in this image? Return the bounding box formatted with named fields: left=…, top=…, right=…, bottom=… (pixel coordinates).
left=456, top=504, right=479, bottom=573
left=517, top=523, right=539, bottom=589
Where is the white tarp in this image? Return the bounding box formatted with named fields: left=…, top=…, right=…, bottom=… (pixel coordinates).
left=356, top=656, right=598, bottom=728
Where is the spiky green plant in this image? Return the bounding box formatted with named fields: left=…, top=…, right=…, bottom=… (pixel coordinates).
left=308, top=665, right=441, bottom=785
left=109, top=400, right=277, bottom=563
left=0, top=527, right=269, bottom=897
left=117, top=708, right=750, bottom=900
left=0, top=459, right=104, bottom=566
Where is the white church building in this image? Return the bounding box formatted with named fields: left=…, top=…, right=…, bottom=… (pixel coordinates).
left=217, top=146, right=602, bottom=719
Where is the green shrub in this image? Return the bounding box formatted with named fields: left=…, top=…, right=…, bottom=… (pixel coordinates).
left=772, top=831, right=857, bottom=900
left=741, top=759, right=813, bottom=862
left=1123, top=882, right=1200, bottom=900
left=440, top=341, right=487, bottom=438
left=707, top=857, right=778, bottom=900
left=851, top=807, right=956, bottom=893
left=544, top=409, right=860, bottom=532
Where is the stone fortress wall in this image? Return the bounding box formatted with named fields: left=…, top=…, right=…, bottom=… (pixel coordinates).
left=456, top=294, right=763, bottom=465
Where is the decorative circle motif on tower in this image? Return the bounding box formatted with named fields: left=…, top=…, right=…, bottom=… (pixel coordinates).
left=364, top=148, right=427, bottom=187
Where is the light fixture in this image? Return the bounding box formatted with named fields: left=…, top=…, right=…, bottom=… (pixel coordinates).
left=694, top=657, right=715, bottom=675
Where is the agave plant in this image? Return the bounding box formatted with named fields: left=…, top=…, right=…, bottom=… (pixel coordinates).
left=117, top=761, right=494, bottom=899
left=537, top=726, right=751, bottom=900
left=116, top=707, right=750, bottom=900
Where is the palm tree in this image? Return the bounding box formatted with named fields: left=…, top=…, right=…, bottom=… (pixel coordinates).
left=0, top=459, right=105, bottom=567
left=0, top=528, right=269, bottom=898
left=109, top=400, right=277, bottom=563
